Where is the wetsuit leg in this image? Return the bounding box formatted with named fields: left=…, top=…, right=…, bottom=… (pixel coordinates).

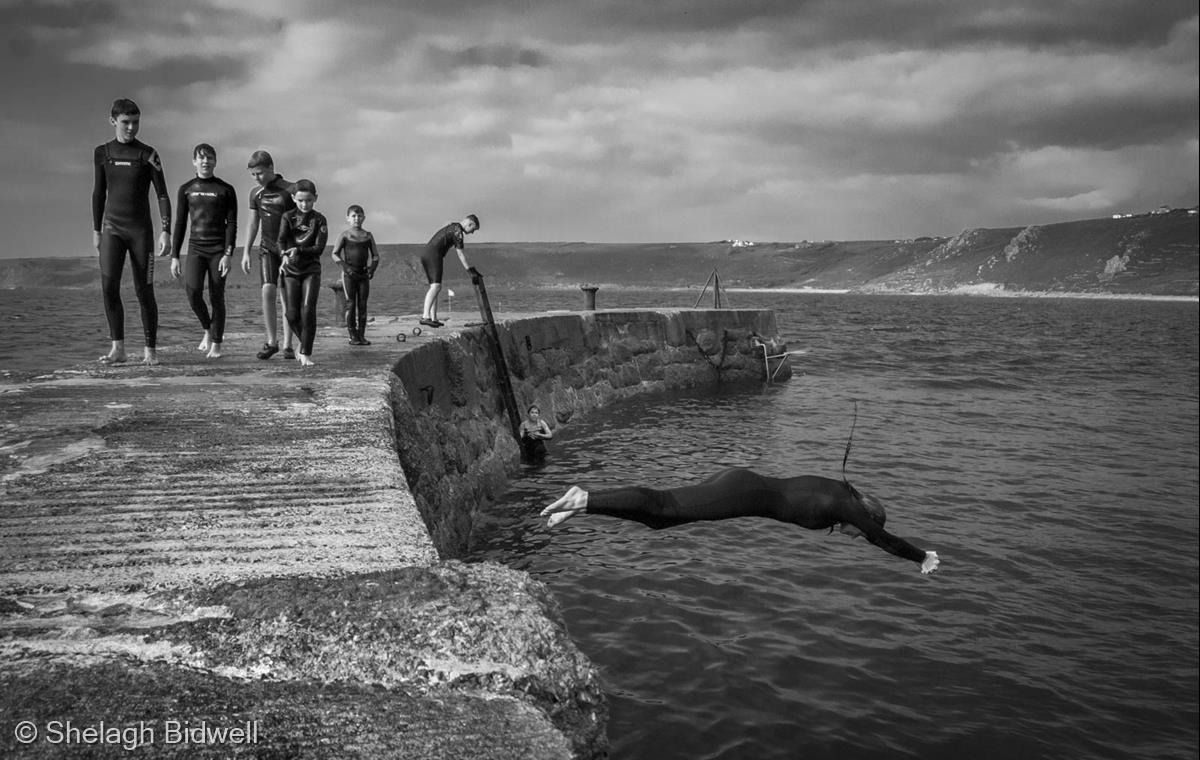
left=97, top=233, right=129, bottom=341
left=342, top=272, right=360, bottom=334
left=260, top=250, right=282, bottom=287
left=283, top=273, right=303, bottom=349
left=299, top=271, right=321, bottom=355
left=207, top=253, right=227, bottom=343
left=586, top=468, right=785, bottom=528
left=420, top=252, right=443, bottom=284
left=125, top=231, right=158, bottom=348
left=356, top=277, right=370, bottom=335
left=184, top=254, right=212, bottom=332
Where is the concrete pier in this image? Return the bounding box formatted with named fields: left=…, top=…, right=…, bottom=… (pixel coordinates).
left=1, top=308, right=790, bottom=759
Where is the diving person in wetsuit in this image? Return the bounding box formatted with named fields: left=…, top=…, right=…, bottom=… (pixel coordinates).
left=277, top=179, right=328, bottom=367
left=419, top=214, right=480, bottom=327
left=92, top=98, right=172, bottom=366
left=540, top=467, right=941, bottom=573
left=330, top=204, right=379, bottom=346
left=170, top=143, right=237, bottom=359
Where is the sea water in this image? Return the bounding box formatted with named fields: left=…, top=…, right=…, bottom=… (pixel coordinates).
left=466, top=293, right=1199, bottom=760
left=2, top=283, right=1197, bottom=759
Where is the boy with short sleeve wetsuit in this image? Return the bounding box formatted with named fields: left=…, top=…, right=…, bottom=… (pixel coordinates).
left=239, top=150, right=296, bottom=360
left=277, top=179, right=328, bottom=367
left=170, top=143, right=237, bottom=358
left=419, top=214, right=480, bottom=327
left=92, top=98, right=172, bottom=365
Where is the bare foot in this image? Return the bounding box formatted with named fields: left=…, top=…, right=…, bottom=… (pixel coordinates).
left=299, top=354, right=315, bottom=367
left=198, top=333, right=212, bottom=352
left=206, top=343, right=223, bottom=359
left=541, top=486, right=589, bottom=527
left=142, top=348, right=160, bottom=366
left=98, top=351, right=127, bottom=365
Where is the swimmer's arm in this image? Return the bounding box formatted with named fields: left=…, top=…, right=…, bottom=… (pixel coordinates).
left=456, top=246, right=471, bottom=272
left=857, top=516, right=937, bottom=572
left=241, top=209, right=260, bottom=274
left=295, top=217, right=328, bottom=262
left=368, top=232, right=380, bottom=275
left=92, top=146, right=106, bottom=251
left=538, top=421, right=553, bottom=439
left=224, top=185, right=238, bottom=254
left=330, top=231, right=347, bottom=266
left=277, top=214, right=296, bottom=257
left=171, top=184, right=188, bottom=260
left=151, top=151, right=172, bottom=256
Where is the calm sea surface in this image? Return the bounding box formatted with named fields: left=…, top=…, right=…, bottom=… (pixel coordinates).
left=2, top=279, right=1198, bottom=760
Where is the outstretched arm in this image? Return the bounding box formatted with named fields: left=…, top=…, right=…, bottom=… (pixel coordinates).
left=845, top=502, right=939, bottom=573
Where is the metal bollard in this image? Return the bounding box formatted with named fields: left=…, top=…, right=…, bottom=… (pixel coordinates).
left=581, top=285, right=599, bottom=310
left=328, top=280, right=348, bottom=326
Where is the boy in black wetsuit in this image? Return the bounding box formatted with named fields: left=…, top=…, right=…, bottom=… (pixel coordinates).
left=277, top=179, right=328, bottom=368
left=330, top=205, right=380, bottom=345
left=92, top=98, right=172, bottom=366
left=239, top=150, right=297, bottom=360
left=420, top=214, right=480, bottom=327
left=541, top=467, right=941, bottom=574
left=170, top=144, right=237, bottom=359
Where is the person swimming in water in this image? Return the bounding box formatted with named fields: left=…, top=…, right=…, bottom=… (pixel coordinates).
left=540, top=467, right=941, bottom=573
left=518, top=404, right=553, bottom=461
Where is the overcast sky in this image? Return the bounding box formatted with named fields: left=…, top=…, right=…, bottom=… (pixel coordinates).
left=1, top=0, right=1196, bottom=256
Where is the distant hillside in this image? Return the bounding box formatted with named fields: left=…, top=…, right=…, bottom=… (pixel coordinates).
left=2, top=211, right=1195, bottom=296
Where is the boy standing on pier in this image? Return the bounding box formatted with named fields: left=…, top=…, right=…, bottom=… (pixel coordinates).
left=420, top=214, right=480, bottom=327
left=277, top=179, right=328, bottom=368
left=330, top=204, right=380, bottom=345
left=92, top=98, right=172, bottom=366
left=239, top=150, right=297, bottom=360
left=170, top=143, right=238, bottom=359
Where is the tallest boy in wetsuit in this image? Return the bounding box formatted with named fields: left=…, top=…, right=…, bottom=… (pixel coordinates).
left=92, top=98, right=172, bottom=366
left=239, top=150, right=297, bottom=360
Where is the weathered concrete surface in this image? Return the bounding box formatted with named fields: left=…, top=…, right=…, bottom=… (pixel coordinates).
left=1, top=317, right=606, bottom=759
left=390, top=308, right=792, bottom=556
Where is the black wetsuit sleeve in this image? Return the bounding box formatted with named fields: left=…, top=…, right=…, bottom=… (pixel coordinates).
left=92, top=145, right=106, bottom=232
left=277, top=213, right=293, bottom=253
left=296, top=214, right=327, bottom=263
left=839, top=502, right=926, bottom=563
left=150, top=150, right=171, bottom=233
left=368, top=233, right=379, bottom=269
left=171, top=183, right=189, bottom=258
left=224, top=184, right=238, bottom=251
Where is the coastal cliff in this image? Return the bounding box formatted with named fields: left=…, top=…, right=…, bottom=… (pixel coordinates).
left=5, top=210, right=1194, bottom=297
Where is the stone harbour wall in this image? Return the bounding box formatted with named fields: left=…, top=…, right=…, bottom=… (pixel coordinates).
left=387, top=308, right=792, bottom=558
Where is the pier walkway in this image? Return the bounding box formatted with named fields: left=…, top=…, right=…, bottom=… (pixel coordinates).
left=1, top=317, right=590, bottom=759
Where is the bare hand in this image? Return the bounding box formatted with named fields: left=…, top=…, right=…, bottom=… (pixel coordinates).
left=241, top=254, right=251, bottom=275
left=170, top=258, right=181, bottom=279
left=540, top=486, right=588, bottom=527
left=921, top=551, right=940, bottom=574
left=218, top=256, right=230, bottom=277
left=92, top=231, right=101, bottom=253
left=157, top=231, right=171, bottom=257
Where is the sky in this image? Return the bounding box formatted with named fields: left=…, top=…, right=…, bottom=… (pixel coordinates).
left=0, top=0, right=1196, bottom=256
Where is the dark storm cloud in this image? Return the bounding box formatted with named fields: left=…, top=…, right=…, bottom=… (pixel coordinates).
left=425, top=43, right=551, bottom=72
